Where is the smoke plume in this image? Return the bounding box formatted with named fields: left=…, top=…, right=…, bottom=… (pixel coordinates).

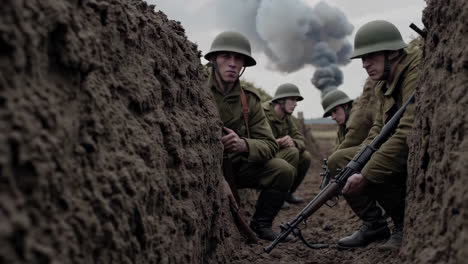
left=214, top=0, right=354, bottom=94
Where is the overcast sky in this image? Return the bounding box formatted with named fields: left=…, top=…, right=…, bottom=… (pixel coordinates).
left=150, top=0, right=426, bottom=118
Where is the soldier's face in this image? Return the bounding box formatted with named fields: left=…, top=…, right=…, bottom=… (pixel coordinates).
left=215, top=52, right=245, bottom=83
left=283, top=97, right=298, bottom=114
left=331, top=105, right=346, bottom=125
left=361, top=51, right=385, bottom=80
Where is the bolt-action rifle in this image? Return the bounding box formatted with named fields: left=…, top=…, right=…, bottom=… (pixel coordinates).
left=264, top=91, right=416, bottom=253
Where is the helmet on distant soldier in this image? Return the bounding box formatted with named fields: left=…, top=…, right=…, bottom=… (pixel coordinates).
left=351, top=20, right=407, bottom=59
left=321, top=89, right=353, bottom=117
left=204, top=31, right=256, bottom=67
left=272, top=83, right=304, bottom=102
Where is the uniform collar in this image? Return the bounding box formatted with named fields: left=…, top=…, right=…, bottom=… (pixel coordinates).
left=381, top=48, right=418, bottom=96
left=208, top=72, right=241, bottom=98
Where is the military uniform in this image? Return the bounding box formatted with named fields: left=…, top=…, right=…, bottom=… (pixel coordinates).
left=262, top=101, right=311, bottom=194
left=326, top=87, right=385, bottom=235
left=332, top=19, right=421, bottom=249
left=328, top=79, right=377, bottom=173
left=208, top=76, right=295, bottom=192
left=331, top=43, right=421, bottom=241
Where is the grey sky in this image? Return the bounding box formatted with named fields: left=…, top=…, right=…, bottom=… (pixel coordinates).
left=150, top=0, right=426, bottom=118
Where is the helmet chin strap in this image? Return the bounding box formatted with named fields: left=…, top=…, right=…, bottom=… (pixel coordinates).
left=238, top=67, right=246, bottom=78
left=382, top=50, right=402, bottom=81
left=344, top=104, right=352, bottom=122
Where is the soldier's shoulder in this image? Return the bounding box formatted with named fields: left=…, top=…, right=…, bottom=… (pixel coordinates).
left=242, top=86, right=262, bottom=101
left=261, top=101, right=272, bottom=111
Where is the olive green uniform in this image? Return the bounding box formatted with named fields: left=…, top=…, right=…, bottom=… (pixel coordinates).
left=262, top=101, right=311, bottom=193
left=208, top=75, right=295, bottom=192
left=329, top=45, right=421, bottom=224
left=328, top=86, right=377, bottom=174
left=327, top=88, right=382, bottom=223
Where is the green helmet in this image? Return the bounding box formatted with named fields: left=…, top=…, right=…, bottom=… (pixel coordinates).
left=351, top=20, right=407, bottom=59
left=321, top=89, right=353, bottom=117
left=272, top=83, right=304, bottom=102
left=204, top=31, right=256, bottom=67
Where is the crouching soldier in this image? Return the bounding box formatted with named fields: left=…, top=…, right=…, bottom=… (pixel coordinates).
left=322, top=83, right=390, bottom=248
left=332, top=20, right=421, bottom=250
left=263, top=83, right=312, bottom=207
left=205, top=31, right=295, bottom=241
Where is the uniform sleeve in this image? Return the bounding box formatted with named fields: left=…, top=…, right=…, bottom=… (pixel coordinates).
left=242, top=96, right=279, bottom=162
left=289, top=118, right=306, bottom=152
left=361, top=67, right=417, bottom=184
left=335, top=108, right=374, bottom=150
left=332, top=129, right=342, bottom=153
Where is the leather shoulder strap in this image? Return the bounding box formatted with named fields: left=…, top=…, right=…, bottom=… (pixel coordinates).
left=240, top=88, right=250, bottom=138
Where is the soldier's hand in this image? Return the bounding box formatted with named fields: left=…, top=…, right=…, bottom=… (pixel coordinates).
left=277, top=136, right=295, bottom=148
left=342, top=173, right=367, bottom=195
left=222, top=127, right=248, bottom=153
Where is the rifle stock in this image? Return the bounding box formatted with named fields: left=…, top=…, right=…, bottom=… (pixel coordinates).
left=264, top=92, right=415, bottom=253
left=223, top=157, right=258, bottom=244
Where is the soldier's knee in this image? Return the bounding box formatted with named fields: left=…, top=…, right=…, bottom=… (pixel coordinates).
left=284, top=147, right=300, bottom=160
left=327, top=151, right=348, bottom=176
left=267, top=158, right=295, bottom=189
left=300, top=151, right=312, bottom=165
left=327, top=151, right=341, bottom=172
left=276, top=147, right=300, bottom=167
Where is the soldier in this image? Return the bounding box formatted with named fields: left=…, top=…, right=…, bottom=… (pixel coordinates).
left=332, top=20, right=421, bottom=250
left=321, top=81, right=376, bottom=152
left=205, top=31, right=295, bottom=241
left=322, top=83, right=389, bottom=248
left=262, top=83, right=312, bottom=207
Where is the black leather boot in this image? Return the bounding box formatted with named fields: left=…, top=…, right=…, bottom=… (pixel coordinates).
left=250, top=190, right=294, bottom=242
left=379, top=215, right=404, bottom=250
left=338, top=220, right=390, bottom=247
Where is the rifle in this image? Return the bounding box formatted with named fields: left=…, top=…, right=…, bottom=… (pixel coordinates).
left=264, top=91, right=416, bottom=253
left=223, top=157, right=258, bottom=244
left=319, top=159, right=331, bottom=190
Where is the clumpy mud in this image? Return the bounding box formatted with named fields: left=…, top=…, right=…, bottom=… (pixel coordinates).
left=1, top=0, right=467, bottom=263
left=403, top=0, right=468, bottom=263
left=0, top=0, right=238, bottom=263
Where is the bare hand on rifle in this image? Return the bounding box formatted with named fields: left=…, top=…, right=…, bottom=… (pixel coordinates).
left=222, top=127, right=248, bottom=153
left=277, top=135, right=295, bottom=148
left=342, top=173, right=368, bottom=195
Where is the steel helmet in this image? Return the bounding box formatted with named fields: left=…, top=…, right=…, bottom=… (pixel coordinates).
left=272, top=83, right=304, bottom=102
left=321, top=89, right=353, bottom=117
left=351, top=20, right=407, bottom=59
left=204, top=31, right=256, bottom=67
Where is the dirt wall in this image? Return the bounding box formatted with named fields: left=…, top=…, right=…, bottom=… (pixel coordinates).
left=0, top=0, right=237, bottom=263
left=404, top=0, right=468, bottom=263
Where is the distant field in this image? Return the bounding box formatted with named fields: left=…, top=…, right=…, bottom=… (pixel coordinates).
left=308, top=123, right=337, bottom=140
left=310, top=129, right=336, bottom=140
left=307, top=123, right=337, bottom=158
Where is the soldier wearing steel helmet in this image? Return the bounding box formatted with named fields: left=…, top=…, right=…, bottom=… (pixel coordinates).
left=262, top=83, right=312, bottom=208
left=331, top=20, right=421, bottom=250
left=321, top=81, right=389, bottom=249
left=322, top=80, right=377, bottom=153
left=205, top=31, right=295, bottom=241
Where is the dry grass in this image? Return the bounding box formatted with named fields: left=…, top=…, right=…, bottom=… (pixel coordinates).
left=308, top=123, right=337, bottom=140
left=310, top=129, right=336, bottom=140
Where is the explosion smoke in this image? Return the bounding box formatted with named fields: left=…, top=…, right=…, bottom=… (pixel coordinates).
left=214, top=0, right=354, bottom=94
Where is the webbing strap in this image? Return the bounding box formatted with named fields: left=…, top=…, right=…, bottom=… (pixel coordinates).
left=240, top=88, right=250, bottom=138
